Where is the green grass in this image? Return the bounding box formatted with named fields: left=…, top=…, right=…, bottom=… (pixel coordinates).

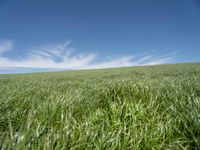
left=0, top=63, right=200, bottom=149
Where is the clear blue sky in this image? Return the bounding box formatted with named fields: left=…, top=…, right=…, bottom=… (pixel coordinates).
left=0, top=0, right=200, bottom=73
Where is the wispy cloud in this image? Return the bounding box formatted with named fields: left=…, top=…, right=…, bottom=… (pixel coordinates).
left=0, top=40, right=177, bottom=69
left=0, top=39, right=14, bottom=55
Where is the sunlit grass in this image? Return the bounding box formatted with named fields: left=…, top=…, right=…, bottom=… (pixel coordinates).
left=0, top=63, right=200, bottom=149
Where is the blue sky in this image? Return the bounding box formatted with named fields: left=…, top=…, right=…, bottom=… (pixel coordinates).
left=0, top=0, right=200, bottom=73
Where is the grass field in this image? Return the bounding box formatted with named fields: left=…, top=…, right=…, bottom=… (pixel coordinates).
left=0, top=63, right=200, bottom=149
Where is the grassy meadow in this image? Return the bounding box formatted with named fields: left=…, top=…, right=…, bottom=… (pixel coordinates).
left=0, top=63, right=200, bottom=149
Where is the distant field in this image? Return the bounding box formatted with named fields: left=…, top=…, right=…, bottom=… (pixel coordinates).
left=0, top=63, right=200, bottom=149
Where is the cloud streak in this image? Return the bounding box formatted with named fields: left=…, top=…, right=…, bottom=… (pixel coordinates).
left=0, top=40, right=177, bottom=70
left=0, top=40, right=14, bottom=55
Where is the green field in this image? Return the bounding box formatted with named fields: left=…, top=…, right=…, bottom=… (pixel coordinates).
left=0, top=63, right=200, bottom=149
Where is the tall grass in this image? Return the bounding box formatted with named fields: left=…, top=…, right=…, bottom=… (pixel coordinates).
left=0, top=63, right=200, bottom=149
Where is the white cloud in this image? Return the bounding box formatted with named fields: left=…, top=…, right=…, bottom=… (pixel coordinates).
left=0, top=41, right=177, bottom=69
left=0, top=40, right=14, bottom=55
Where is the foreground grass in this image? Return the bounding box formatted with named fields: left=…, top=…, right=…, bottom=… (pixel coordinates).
left=0, top=63, right=200, bottom=149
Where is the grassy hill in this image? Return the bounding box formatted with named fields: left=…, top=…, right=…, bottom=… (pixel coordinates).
left=0, top=63, right=200, bottom=149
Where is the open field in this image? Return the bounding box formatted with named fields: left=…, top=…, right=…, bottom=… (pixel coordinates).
left=0, top=63, right=200, bottom=149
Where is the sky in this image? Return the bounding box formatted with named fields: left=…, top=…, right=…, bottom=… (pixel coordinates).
left=0, top=0, right=200, bottom=73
